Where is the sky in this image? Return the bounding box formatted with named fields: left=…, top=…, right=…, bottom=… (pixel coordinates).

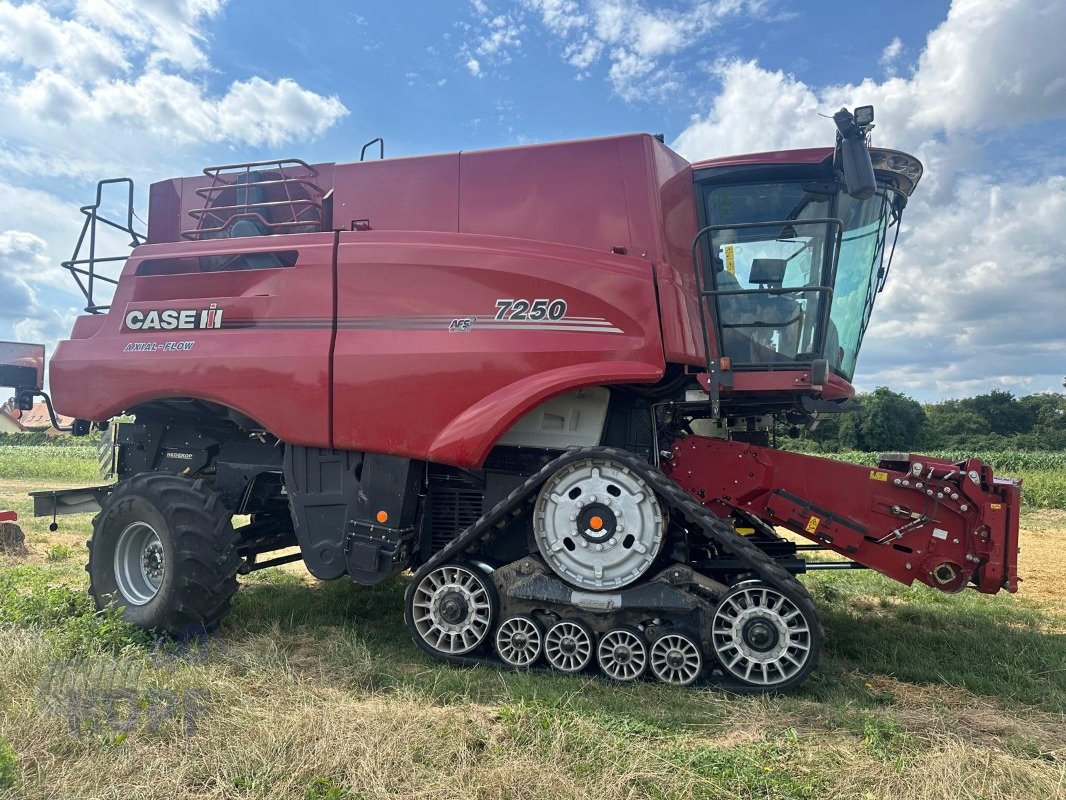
left=0, top=0, right=1063, bottom=402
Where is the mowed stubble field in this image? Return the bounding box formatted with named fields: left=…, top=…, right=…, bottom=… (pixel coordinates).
left=0, top=445, right=1063, bottom=800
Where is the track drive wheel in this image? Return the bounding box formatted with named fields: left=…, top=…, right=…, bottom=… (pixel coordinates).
left=406, top=563, right=499, bottom=658
left=88, top=473, right=240, bottom=636
left=544, top=619, right=595, bottom=673
left=596, top=627, right=648, bottom=682
left=710, top=580, right=821, bottom=691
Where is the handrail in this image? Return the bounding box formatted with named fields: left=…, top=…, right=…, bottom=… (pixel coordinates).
left=60, top=178, right=146, bottom=314
left=201, top=158, right=318, bottom=175
left=360, top=137, right=384, bottom=161
left=181, top=158, right=326, bottom=241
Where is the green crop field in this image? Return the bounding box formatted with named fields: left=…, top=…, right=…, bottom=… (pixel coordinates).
left=0, top=442, right=1063, bottom=799
left=2, top=443, right=1063, bottom=509
left=820, top=451, right=1066, bottom=510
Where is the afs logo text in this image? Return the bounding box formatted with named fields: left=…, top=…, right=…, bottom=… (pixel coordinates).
left=124, top=303, right=223, bottom=331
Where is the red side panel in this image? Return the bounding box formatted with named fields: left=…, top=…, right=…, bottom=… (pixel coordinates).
left=50, top=234, right=335, bottom=446
left=458, top=137, right=639, bottom=252
left=330, top=154, right=459, bottom=233
left=52, top=134, right=697, bottom=461
left=643, top=137, right=702, bottom=365
left=331, top=232, right=665, bottom=466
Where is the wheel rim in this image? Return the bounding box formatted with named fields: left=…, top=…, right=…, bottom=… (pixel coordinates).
left=596, top=629, right=647, bottom=681
left=411, top=565, right=495, bottom=655
left=650, top=633, right=702, bottom=686
left=533, top=458, right=664, bottom=590
left=544, top=620, right=594, bottom=673
left=495, top=616, right=543, bottom=667
left=711, top=582, right=812, bottom=686
left=113, top=521, right=165, bottom=606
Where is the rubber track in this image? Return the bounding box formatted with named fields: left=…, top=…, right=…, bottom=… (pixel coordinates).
left=405, top=446, right=823, bottom=681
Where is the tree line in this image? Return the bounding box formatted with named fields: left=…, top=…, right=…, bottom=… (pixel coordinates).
left=792, top=389, right=1066, bottom=453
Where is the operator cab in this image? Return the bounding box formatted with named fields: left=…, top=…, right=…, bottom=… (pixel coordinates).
left=691, top=108, right=922, bottom=406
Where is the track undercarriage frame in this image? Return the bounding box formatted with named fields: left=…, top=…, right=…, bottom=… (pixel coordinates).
left=403, top=438, right=1018, bottom=689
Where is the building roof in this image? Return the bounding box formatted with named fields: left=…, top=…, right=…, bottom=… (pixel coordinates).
left=0, top=399, right=74, bottom=431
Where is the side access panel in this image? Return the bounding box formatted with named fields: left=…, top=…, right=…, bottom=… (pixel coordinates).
left=283, top=446, right=423, bottom=583
left=48, top=233, right=336, bottom=447
left=331, top=232, right=666, bottom=467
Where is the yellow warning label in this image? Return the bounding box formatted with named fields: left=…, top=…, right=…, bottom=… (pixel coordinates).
left=805, top=515, right=821, bottom=534
left=869, top=470, right=889, bottom=482
left=990, top=503, right=1002, bottom=510
left=724, top=245, right=735, bottom=274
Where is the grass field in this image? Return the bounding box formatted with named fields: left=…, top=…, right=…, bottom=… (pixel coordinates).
left=0, top=447, right=1063, bottom=799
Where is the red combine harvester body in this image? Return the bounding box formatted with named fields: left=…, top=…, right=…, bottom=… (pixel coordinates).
left=3, top=109, right=1020, bottom=690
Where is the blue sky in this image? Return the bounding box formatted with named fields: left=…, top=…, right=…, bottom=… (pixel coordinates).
left=206, top=1, right=949, bottom=159
left=0, top=0, right=1063, bottom=402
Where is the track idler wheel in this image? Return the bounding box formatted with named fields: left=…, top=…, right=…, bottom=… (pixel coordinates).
left=544, top=619, right=595, bottom=673
left=649, top=632, right=703, bottom=686
left=495, top=615, right=543, bottom=667
left=406, top=563, right=499, bottom=657
left=710, top=580, right=821, bottom=690
left=596, top=627, right=648, bottom=682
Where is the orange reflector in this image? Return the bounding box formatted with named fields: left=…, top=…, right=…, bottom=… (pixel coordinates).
left=375, top=510, right=389, bottom=524
left=589, top=516, right=604, bottom=530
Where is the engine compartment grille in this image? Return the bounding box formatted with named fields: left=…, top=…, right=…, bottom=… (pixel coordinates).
left=426, top=485, right=484, bottom=555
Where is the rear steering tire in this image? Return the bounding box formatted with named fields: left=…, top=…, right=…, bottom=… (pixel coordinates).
left=88, top=473, right=241, bottom=636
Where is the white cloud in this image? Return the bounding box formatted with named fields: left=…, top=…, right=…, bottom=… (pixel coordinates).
left=0, top=1, right=348, bottom=178
left=523, top=0, right=761, bottom=101
left=0, top=230, right=44, bottom=317
left=911, top=0, right=1066, bottom=129
left=0, top=0, right=129, bottom=76
left=0, top=227, right=79, bottom=357
left=860, top=176, right=1066, bottom=398
left=673, top=60, right=823, bottom=157
left=459, top=6, right=523, bottom=78
left=0, top=0, right=227, bottom=76
left=879, top=36, right=903, bottom=75
left=72, top=0, right=226, bottom=72
left=0, top=0, right=350, bottom=361
left=672, top=0, right=1066, bottom=398
left=476, top=14, right=523, bottom=57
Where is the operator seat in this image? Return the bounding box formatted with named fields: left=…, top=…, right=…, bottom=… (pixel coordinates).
left=713, top=261, right=803, bottom=364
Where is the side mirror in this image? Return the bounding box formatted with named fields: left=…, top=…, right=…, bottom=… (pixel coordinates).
left=833, top=107, right=876, bottom=200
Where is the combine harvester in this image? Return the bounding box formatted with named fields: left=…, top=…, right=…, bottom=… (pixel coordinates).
left=1, top=107, right=1019, bottom=690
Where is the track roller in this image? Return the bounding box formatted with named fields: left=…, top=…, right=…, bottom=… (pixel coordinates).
left=596, top=627, right=648, bottom=682
left=544, top=619, right=595, bottom=673
left=710, top=580, right=820, bottom=690
left=406, top=563, right=498, bottom=657
left=649, top=632, right=703, bottom=686
left=495, top=615, right=543, bottom=667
